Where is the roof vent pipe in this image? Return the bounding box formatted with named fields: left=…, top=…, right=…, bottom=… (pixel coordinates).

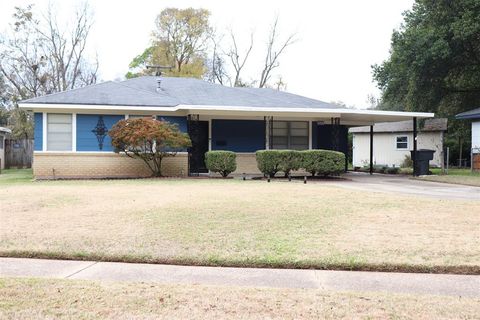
left=156, top=78, right=162, bottom=92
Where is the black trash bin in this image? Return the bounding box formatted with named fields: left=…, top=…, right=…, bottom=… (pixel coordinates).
left=411, top=149, right=435, bottom=176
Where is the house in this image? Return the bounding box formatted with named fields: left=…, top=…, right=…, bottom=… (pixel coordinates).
left=350, top=118, right=447, bottom=168
left=0, top=127, right=12, bottom=170
left=456, top=107, right=480, bottom=171
left=18, top=76, right=433, bottom=179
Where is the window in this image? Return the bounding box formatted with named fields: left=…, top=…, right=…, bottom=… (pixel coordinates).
left=272, top=121, right=309, bottom=150
left=128, top=115, right=152, bottom=119
left=396, top=136, right=408, bottom=149
left=0, top=137, right=3, bottom=149
left=47, top=114, right=72, bottom=151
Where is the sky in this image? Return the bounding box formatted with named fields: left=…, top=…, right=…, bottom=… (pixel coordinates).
left=0, top=0, right=414, bottom=108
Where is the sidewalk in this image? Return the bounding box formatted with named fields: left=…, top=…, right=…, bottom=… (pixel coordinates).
left=1, top=257, right=479, bottom=297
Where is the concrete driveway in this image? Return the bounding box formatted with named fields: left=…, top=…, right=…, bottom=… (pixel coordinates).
left=325, top=172, right=480, bottom=200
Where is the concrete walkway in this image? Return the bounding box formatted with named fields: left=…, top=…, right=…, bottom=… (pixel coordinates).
left=1, top=258, right=479, bottom=297
left=326, top=172, right=480, bottom=200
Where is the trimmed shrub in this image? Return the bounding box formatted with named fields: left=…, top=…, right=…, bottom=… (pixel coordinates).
left=386, top=167, right=400, bottom=174
left=300, top=149, right=345, bottom=176
left=401, top=155, right=413, bottom=168
left=278, top=150, right=302, bottom=177
left=359, top=165, right=400, bottom=174
left=256, top=150, right=283, bottom=177
left=205, top=151, right=237, bottom=177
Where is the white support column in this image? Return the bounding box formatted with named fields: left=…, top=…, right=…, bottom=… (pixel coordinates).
left=308, top=120, right=313, bottom=150
left=72, top=113, right=77, bottom=152
left=208, top=119, right=212, bottom=151
left=125, top=114, right=129, bottom=119
left=42, top=112, right=47, bottom=151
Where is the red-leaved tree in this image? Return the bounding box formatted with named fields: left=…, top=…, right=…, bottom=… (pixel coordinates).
left=109, top=118, right=191, bottom=177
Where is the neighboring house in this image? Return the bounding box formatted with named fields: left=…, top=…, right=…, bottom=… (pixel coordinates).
left=456, top=107, right=480, bottom=171
left=0, top=127, right=12, bottom=170
left=350, top=118, right=447, bottom=168
left=18, top=76, right=433, bottom=179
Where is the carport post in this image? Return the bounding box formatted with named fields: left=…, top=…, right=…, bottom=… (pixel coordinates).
left=369, top=125, right=373, bottom=175
left=413, top=117, right=417, bottom=176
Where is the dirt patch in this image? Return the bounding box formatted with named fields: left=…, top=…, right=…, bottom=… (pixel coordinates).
left=1, top=278, right=479, bottom=319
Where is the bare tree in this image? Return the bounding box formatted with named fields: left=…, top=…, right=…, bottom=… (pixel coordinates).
left=273, top=75, right=287, bottom=91
left=227, top=29, right=254, bottom=87
left=0, top=3, right=98, bottom=101
left=206, top=32, right=231, bottom=85
left=258, top=16, right=296, bottom=88
left=38, top=3, right=98, bottom=91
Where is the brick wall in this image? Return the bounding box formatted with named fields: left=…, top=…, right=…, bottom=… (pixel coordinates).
left=233, top=153, right=261, bottom=175
left=473, top=154, right=480, bottom=171
left=33, top=152, right=313, bottom=179
left=33, top=152, right=188, bottom=179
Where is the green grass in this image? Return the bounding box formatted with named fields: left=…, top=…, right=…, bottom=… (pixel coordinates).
left=1, top=278, right=479, bottom=319
left=0, top=168, right=33, bottom=185
left=418, top=168, right=480, bottom=186
left=430, top=168, right=480, bottom=176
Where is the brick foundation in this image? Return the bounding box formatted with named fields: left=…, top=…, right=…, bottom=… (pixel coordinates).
left=33, top=152, right=312, bottom=179
left=33, top=152, right=188, bottom=179
left=233, top=153, right=261, bottom=175
left=473, top=154, right=480, bottom=171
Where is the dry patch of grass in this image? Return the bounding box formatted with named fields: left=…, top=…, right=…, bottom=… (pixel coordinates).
left=0, top=277, right=478, bottom=319
left=418, top=175, right=480, bottom=187
left=1, top=179, right=479, bottom=273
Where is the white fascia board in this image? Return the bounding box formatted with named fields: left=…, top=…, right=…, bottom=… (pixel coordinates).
left=19, top=102, right=434, bottom=119
left=181, top=105, right=434, bottom=118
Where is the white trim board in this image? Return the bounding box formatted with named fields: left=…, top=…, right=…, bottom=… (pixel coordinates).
left=19, top=102, right=434, bottom=120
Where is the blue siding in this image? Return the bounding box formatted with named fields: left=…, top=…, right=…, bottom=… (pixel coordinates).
left=157, top=116, right=188, bottom=133
left=34, top=113, right=43, bottom=151
left=312, top=121, right=318, bottom=149
left=76, top=114, right=124, bottom=151
left=212, top=119, right=265, bottom=152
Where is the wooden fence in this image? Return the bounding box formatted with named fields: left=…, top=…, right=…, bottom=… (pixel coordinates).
left=5, top=139, right=33, bottom=168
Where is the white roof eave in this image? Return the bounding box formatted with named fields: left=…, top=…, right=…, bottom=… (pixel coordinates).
left=18, top=102, right=434, bottom=122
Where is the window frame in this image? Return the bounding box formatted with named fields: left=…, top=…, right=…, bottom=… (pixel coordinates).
left=271, top=120, right=309, bottom=150
left=46, top=113, right=73, bottom=151
left=395, top=135, right=409, bottom=150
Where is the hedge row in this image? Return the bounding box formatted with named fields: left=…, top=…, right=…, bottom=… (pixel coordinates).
left=205, top=149, right=346, bottom=178
left=256, top=149, right=345, bottom=177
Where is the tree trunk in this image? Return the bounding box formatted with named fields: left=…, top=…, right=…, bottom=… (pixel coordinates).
left=152, top=156, right=163, bottom=177
left=458, top=136, right=463, bottom=167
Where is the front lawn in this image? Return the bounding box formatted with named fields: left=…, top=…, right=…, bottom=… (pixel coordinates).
left=1, top=173, right=479, bottom=273
left=419, top=168, right=480, bottom=187
left=1, top=278, right=478, bottom=319
left=0, top=168, right=33, bottom=185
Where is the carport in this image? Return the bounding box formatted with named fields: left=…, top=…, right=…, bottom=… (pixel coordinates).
left=183, top=106, right=434, bottom=176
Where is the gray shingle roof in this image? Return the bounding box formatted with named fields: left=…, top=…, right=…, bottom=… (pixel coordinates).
left=456, top=107, right=480, bottom=120
left=349, top=118, right=448, bottom=133
left=22, top=76, right=341, bottom=109
left=21, top=81, right=179, bottom=107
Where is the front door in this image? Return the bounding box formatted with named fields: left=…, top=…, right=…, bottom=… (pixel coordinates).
left=188, top=120, right=209, bottom=175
